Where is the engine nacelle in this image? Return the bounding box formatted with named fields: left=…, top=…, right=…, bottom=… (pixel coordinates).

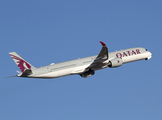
left=108, top=58, right=123, bottom=68
left=80, top=69, right=95, bottom=78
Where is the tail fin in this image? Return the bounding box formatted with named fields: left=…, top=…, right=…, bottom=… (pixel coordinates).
left=9, top=52, right=36, bottom=72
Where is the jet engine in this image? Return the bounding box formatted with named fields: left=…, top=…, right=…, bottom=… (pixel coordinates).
left=80, top=69, right=95, bottom=78
left=108, top=58, right=123, bottom=68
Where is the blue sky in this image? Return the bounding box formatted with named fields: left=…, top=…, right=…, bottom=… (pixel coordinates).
left=0, top=0, right=162, bottom=120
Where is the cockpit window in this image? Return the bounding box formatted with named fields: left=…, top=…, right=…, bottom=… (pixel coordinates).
left=145, top=49, right=148, bottom=51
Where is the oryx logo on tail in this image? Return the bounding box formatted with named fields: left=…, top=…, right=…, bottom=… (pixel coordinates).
left=10, top=54, right=31, bottom=72
left=9, top=52, right=35, bottom=73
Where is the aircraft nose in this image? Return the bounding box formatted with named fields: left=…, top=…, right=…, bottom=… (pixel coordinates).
left=145, top=50, right=152, bottom=60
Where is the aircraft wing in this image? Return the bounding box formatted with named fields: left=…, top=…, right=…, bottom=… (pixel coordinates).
left=85, top=41, right=108, bottom=71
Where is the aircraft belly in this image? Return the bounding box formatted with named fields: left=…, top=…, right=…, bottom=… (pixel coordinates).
left=31, top=68, right=76, bottom=78
left=71, top=64, right=90, bottom=74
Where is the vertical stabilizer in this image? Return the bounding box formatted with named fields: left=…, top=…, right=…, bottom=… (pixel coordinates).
left=9, top=52, right=36, bottom=72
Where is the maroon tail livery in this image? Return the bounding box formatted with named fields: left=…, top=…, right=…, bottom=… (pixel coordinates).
left=9, top=52, right=35, bottom=73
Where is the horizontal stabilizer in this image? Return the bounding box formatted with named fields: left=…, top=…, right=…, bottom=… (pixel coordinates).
left=20, top=69, right=32, bottom=77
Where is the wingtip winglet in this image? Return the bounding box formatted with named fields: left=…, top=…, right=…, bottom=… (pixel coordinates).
left=99, top=41, right=106, bottom=46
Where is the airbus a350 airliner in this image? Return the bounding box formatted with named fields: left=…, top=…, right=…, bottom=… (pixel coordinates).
left=9, top=41, right=152, bottom=78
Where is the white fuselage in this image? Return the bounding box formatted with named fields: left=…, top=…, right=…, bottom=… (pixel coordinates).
left=28, top=47, right=152, bottom=78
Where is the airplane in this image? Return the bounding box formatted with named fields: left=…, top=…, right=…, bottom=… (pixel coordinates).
left=9, top=41, right=152, bottom=79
